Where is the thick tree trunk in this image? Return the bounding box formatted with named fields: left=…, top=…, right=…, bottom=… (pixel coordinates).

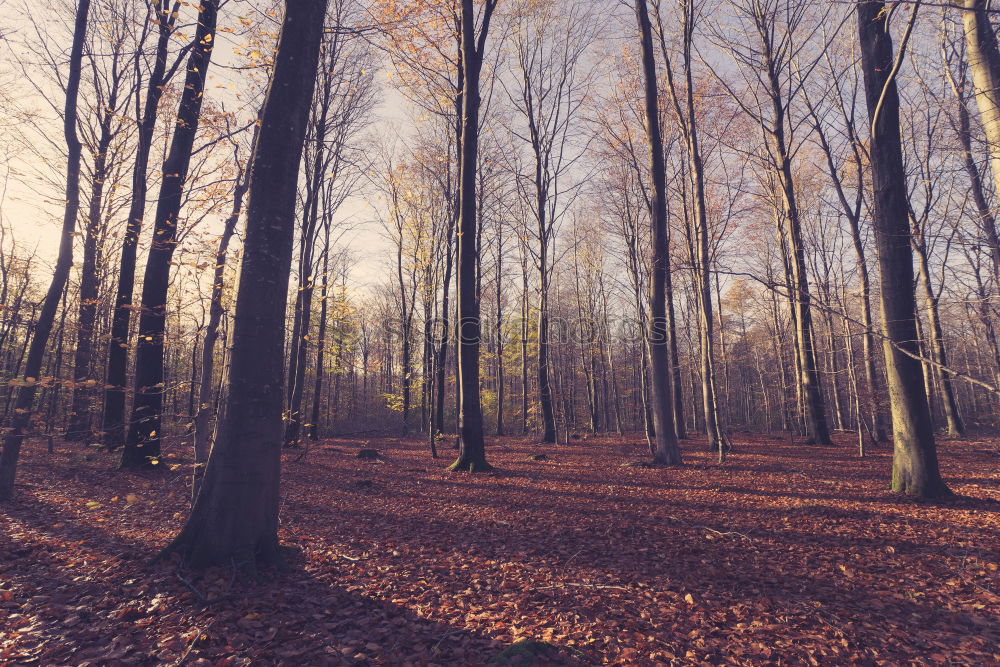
left=858, top=0, right=950, bottom=498
left=636, top=0, right=681, bottom=466
left=0, top=0, right=90, bottom=500
left=120, top=0, right=218, bottom=469
left=160, top=0, right=328, bottom=568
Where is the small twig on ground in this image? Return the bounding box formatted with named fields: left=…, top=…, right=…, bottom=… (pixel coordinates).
left=702, top=527, right=755, bottom=541
left=174, top=619, right=214, bottom=666
left=664, top=514, right=755, bottom=542
left=536, top=582, right=630, bottom=591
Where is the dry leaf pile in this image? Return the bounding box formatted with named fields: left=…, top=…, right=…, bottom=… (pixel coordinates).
left=1, top=434, right=998, bottom=665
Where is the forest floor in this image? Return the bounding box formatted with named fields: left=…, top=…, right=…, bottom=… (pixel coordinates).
left=1, top=432, right=999, bottom=665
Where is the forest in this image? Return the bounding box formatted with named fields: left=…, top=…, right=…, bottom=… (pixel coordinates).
left=0, top=0, right=998, bottom=663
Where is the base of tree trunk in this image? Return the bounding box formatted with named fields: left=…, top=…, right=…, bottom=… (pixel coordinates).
left=891, top=469, right=952, bottom=500
left=158, top=529, right=288, bottom=575
left=447, top=456, right=495, bottom=473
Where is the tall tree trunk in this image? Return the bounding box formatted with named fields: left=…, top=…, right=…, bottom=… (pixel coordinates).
left=66, top=85, right=119, bottom=440
left=913, top=243, right=965, bottom=436
left=161, top=0, right=328, bottom=568
left=658, top=0, right=715, bottom=447
left=858, top=0, right=950, bottom=498
left=434, top=213, right=456, bottom=436
left=102, top=1, right=180, bottom=448
left=449, top=0, right=496, bottom=472
left=758, top=38, right=833, bottom=445
left=495, top=229, right=505, bottom=436
left=537, top=238, right=556, bottom=443
left=0, top=0, right=90, bottom=500
left=808, top=78, right=889, bottom=442
left=520, top=251, right=529, bottom=434
left=945, top=50, right=1000, bottom=287
left=775, top=155, right=831, bottom=445
left=120, top=0, right=218, bottom=468
left=636, top=0, right=681, bottom=465
left=309, top=231, right=331, bottom=442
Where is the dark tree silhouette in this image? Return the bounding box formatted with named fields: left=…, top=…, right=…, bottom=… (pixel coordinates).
left=120, top=0, right=219, bottom=469
left=0, top=0, right=91, bottom=500
left=160, top=0, right=329, bottom=569
left=101, top=0, right=183, bottom=449
left=449, top=0, right=498, bottom=472
left=634, top=0, right=682, bottom=465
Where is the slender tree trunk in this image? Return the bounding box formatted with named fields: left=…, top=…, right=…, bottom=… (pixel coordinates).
left=636, top=0, right=681, bottom=465
left=66, top=92, right=118, bottom=440
left=537, top=239, right=556, bottom=443
left=449, top=0, right=496, bottom=472
left=600, top=275, right=624, bottom=434
left=495, top=231, right=505, bottom=436
left=946, top=54, right=1000, bottom=288
left=858, top=0, right=950, bottom=498
left=309, top=233, right=331, bottom=442
left=120, top=0, right=218, bottom=468
left=913, top=243, right=964, bottom=436
left=102, top=1, right=179, bottom=448
left=520, top=254, right=529, bottom=434
left=0, top=0, right=90, bottom=500
left=434, top=214, right=456, bottom=436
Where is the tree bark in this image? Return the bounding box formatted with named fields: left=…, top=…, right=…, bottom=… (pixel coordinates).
left=449, top=0, right=497, bottom=472
left=857, top=0, right=950, bottom=498
left=160, top=0, right=328, bottom=569
left=635, top=0, right=681, bottom=465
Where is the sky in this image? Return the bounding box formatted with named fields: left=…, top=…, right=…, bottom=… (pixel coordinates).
left=0, top=0, right=408, bottom=294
